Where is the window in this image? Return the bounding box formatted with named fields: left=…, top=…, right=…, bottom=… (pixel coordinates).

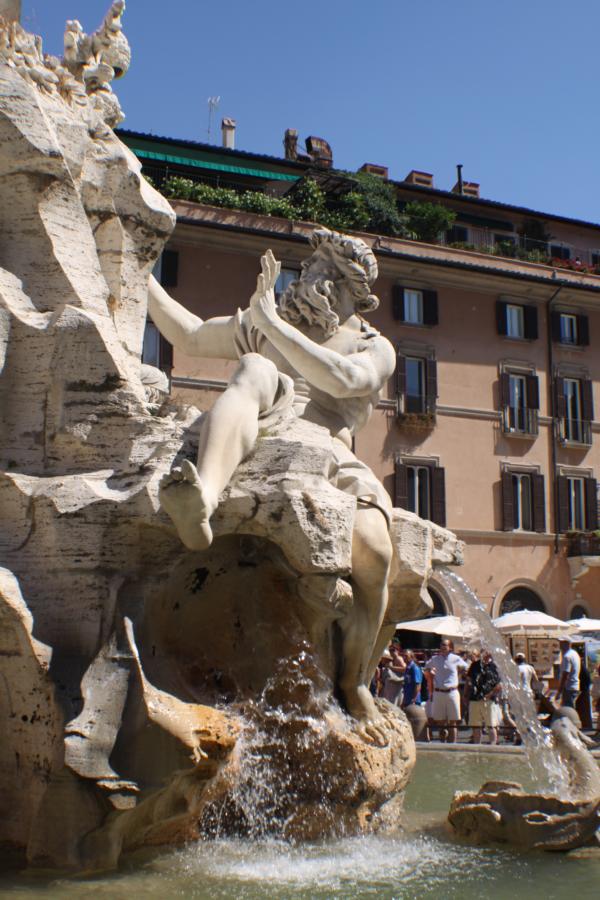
left=404, top=289, right=423, bottom=325
left=551, top=311, right=589, bottom=346
left=407, top=465, right=431, bottom=518
left=447, top=225, right=469, bottom=243
left=392, top=286, right=438, bottom=326
left=560, top=314, right=578, bottom=345
left=499, top=371, right=539, bottom=435
left=512, top=474, right=533, bottom=530
left=557, top=474, right=598, bottom=532
left=496, top=300, right=538, bottom=340
left=501, top=470, right=545, bottom=532
left=499, top=587, right=545, bottom=615
left=142, top=318, right=173, bottom=373
left=591, top=251, right=600, bottom=267
left=564, top=378, right=583, bottom=441
left=405, top=357, right=425, bottom=412
left=550, top=244, right=570, bottom=261
left=275, top=267, right=299, bottom=302
left=506, top=304, right=524, bottom=338
left=568, top=477, right=586, bottom=530
left=394, top=460, right=446, bottom=526
left=142, top=320, right=161, bottom=368
left=396, top=354, right=437, bottom=416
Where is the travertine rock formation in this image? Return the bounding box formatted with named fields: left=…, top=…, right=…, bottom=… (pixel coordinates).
left=0, top=4, right=461, bottom=870
left=448, top=719, right=600, bottom=851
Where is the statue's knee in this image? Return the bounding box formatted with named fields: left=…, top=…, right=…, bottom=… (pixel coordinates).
left=232, top=354, right=279, bottom=403
left=353, top=511, right=392, bottom=577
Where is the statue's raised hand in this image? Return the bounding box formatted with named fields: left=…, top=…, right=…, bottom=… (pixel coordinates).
left=249, top=249, right=281, bottom=332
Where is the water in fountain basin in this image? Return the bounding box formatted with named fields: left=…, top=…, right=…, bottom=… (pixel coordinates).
left=439, top=568, right=570, bottom=795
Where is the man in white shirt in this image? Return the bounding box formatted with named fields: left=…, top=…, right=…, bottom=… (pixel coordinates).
left=515, top=652, right=540, bottom=697
left=557, top=638, right=581, bottom=708
left=425, top=639, right=469, bottom=743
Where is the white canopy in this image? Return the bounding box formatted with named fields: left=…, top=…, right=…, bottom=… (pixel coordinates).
left=568, top=617, right=600, bottom=633
left=492, top=609, right=572, bottom=634
left=396, top=615, right=475, bottom=639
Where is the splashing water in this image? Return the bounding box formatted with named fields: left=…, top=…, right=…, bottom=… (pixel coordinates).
left=202, top=649, right=354, bottom=840
left=439, top=569, right=570, bottom=795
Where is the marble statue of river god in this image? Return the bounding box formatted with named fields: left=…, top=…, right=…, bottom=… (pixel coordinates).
left=0, top=1, right=462, bottom=871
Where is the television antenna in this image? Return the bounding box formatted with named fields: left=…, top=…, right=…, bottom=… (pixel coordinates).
left=207, top=96, right=220, bottom=142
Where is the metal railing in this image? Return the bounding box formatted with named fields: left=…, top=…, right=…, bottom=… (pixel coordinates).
left=567, top=532, right=600, bottom=557
left=557, top=417, right=592, bottom=445
left=439, top=230, right=600, bottom=271
left=501, top=406, right=539, bottom=436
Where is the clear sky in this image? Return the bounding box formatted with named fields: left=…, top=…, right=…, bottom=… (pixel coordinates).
left=22, top=0, right=600, bottom=224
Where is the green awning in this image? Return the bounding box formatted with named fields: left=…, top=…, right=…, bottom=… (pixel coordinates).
left=134, top=149, right=299, bottom=182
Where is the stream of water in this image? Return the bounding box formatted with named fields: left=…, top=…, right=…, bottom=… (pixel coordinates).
left=438, top=568, right=570, bottom=795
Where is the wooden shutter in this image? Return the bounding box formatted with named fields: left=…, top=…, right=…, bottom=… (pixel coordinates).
left=394, top=461, right=408, bottom=509
left=392, top=285, right=405, bottom=321
left=577, top=314, right=590, bottom=346
left=499, top=372, right=510, bottom=407
left=159, top=335, right=173, bottom=370
left=523, top=304, right=538, bottom=340
left=585, top=478, right=598, bottom=530
left=526, top=374, right=540, bottom=410
left=422, top=290, right=438, bottom=326
left=554, top=376, right=566, bottom=418
left=501, top=471, right=514, bottom=531
left=160, top=250, right=179, bottom=288
left=431, top=467, right=446, bottom=527
left=557, top=475, right=569, bottom=533
left=426, top=358, right=437, bottom=411
left=496, top=301, right=508, bottom=335
left=532, top=474, right=546, bottom=533
left=581, top=379, right=594, bottom=422
left=550, top=311, right=562, bottom=342
left=396, top=354, right=406, bottom=397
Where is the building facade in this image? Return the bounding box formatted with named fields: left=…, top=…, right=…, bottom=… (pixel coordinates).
left=121, top=127, right=600, bottom=623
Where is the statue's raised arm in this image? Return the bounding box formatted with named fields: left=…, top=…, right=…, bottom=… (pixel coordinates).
left=147, top=273, right=240, bottom=360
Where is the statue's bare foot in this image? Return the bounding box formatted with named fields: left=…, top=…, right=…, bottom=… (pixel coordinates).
left=345, top=685, right=389, bottom=747
left=159, top=460, right=215, bottom=551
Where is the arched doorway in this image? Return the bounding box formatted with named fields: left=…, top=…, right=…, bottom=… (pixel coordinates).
left=570, top=603, right=589, bottom=620
left=499, top=586, right=545, bottom=616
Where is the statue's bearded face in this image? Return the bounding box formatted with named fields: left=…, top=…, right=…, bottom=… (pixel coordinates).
left=278, top=271, right=340, bottom=338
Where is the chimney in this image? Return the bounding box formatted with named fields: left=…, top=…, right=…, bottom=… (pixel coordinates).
left=305, top=135, right=333, bottom=169
left=404, top=170, right=434, bottom=188
left=221, top=117, right=236, bottom=150
left=284, top=128, right=299, bottom=160
left=452, top=180, right=479, bottom=198
left=359, top=163, right=388, bottom=179
left=0, top=0, right=21, bottom=21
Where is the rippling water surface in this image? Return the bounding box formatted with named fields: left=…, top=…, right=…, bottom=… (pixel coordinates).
left=2, top=753, right=599, bottom=899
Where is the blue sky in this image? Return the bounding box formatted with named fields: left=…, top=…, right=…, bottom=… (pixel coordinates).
left=23, top=0, right=600, bottom=223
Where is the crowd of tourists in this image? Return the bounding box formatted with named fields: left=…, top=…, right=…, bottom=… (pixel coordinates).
left=372, top=636, right=600, bottom=743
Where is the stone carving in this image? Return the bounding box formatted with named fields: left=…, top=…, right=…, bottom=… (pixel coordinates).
left=149, top=232, right=462, bottom=735
left=0, top=4, right=461, bottom=870
left=448, top=718, right=600, bottom=851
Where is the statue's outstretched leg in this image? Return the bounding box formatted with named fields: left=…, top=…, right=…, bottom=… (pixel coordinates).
left=338, top=506, right=392, bottom=744
left=159, top=354, right=280, bottom=550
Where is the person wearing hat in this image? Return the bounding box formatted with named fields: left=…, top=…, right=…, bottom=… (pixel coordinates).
left=556, top=637, right=581, bottom=708
left=514, top=652, right=541, bottom=698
